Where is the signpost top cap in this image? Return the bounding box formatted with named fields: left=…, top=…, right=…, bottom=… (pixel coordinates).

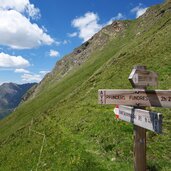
left=129, top=65, right=158, bottom=88
left=133, top=65, right=147, bottom=70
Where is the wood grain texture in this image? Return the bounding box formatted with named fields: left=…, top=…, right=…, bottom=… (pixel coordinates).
left=134, top=125, right=146, bottom=171
left=98, top=89, right=171, bottom=108
left=129, top=68, right=158, bottom=88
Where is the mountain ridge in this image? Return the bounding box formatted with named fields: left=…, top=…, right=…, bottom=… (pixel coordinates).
left=0, top=1, right=171, bottom=170
left=27, top=20, right=130, bottom=99
left=25, top=0, right=171, bottom=100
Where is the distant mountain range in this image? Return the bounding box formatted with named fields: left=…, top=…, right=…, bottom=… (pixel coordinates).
left=0, top=1, right=171, bottom=170
left=0, top=82, right=37, bottom=119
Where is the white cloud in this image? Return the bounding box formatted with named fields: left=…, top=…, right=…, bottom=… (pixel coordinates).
left=107, top=13, right=125, bottom=25
left=21, top=73, right=42, bottom=82
left=21, top=70, right=50, bottom=83
left=71, top=12, right=126, bottom=42
left=49, top=50, right=60, bottom=57
left=0, top=10, right=54, bottom=49
left=39, top=70, right=50, bottom=74
left=72, top=12, right=102, bottom=42
left=131, top=4, right=148, bottom=18
left=55, top=41, right=61, bottom=46
left=15, top=68, right=30, bottom=73
left=26, top=3, right=40, bottom=20
left=67, top=32, right=78, bottom=38
left=0, top=0, right=40, bottom=19
left=0, top=0, right=53, bottom=49
left=0, top=52, right=30, bottom=68
left=63, top=40, right=70, bottom=45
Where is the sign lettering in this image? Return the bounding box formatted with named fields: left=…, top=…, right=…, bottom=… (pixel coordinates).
left=129, top=68, right=158, bottom=88
left=98, top=89, right=171, bottom=108
left=118, top=105, right=162, bottom=133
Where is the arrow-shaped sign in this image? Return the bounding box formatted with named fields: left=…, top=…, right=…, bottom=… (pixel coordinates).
left=129, top=66, right=158, bottom=88
left=114, top=105, right=162, bottom=133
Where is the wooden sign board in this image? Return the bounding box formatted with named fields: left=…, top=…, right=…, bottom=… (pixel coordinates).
left=129, top=68, right=158, bottom=88
left=98, top=89, right=171, bottom=108
left=118, top=105, right=162, bottom=133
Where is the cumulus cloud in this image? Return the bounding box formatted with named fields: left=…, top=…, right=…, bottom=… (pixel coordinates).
left=15, top=68, right=30, bottom=73
left=21, top=73, right=42, bottom=82
left=39, top=70, right=50, bottom=74
left=107, top=13, right=125, bottom=25
left=71, top=12, right=126, bottom=42
left=55, top=41, right=61, bottom=46
left=67, top=32, right=78, bottom=38
left=21, top=70, right=50, bottom=82
left=0, top=0, right=40, bottom=19
left=0, top=52, right=30, bottom=68
left=0, top=0, right=54, bottom=49
left=72, top=12, right=102, bottom=42
left=0, top=10, right=54, bottom=49
left=63, top=40, right=70, bottom=45
left=131, top=4, right=148, bottom=18
left=49, top=50, right=60, bottom=57
left=26, top=3, right=40, bottom=19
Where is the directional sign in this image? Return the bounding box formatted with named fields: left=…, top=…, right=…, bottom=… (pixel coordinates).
left=129, top=66, right=158, bottom=88
left=118, top=105, right=162, bottom=133
left=98, top=89, right=171, bottom=108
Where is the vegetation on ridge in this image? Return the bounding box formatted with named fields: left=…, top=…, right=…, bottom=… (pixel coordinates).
left=0, top=1, right=171, bottom=170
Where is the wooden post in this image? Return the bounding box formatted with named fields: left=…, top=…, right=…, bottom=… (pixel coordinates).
left=130, top=66, right=147, bottom=171
left=134, top=123, right=146, bottom=171
left=99, top=65, right=161, bottom=171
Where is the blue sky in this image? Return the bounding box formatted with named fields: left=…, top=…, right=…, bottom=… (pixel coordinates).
left=0, top=0, right=164, bottom=85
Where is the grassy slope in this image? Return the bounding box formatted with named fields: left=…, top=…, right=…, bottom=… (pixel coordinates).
left=0, top=2, right=171, bottom=171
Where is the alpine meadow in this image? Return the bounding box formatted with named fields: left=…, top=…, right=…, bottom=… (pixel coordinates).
left=0, top=1, right=171, bottom=171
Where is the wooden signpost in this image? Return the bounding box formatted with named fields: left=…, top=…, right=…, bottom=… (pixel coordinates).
left=98, top=65, right=167, bottom=171
left=98, top=89, right=171, bottom=108
left=129, top=65, right=158, bottom=88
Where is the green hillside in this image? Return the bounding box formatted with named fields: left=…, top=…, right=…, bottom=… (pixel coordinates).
left=0, top=1, right=171, bottom=171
